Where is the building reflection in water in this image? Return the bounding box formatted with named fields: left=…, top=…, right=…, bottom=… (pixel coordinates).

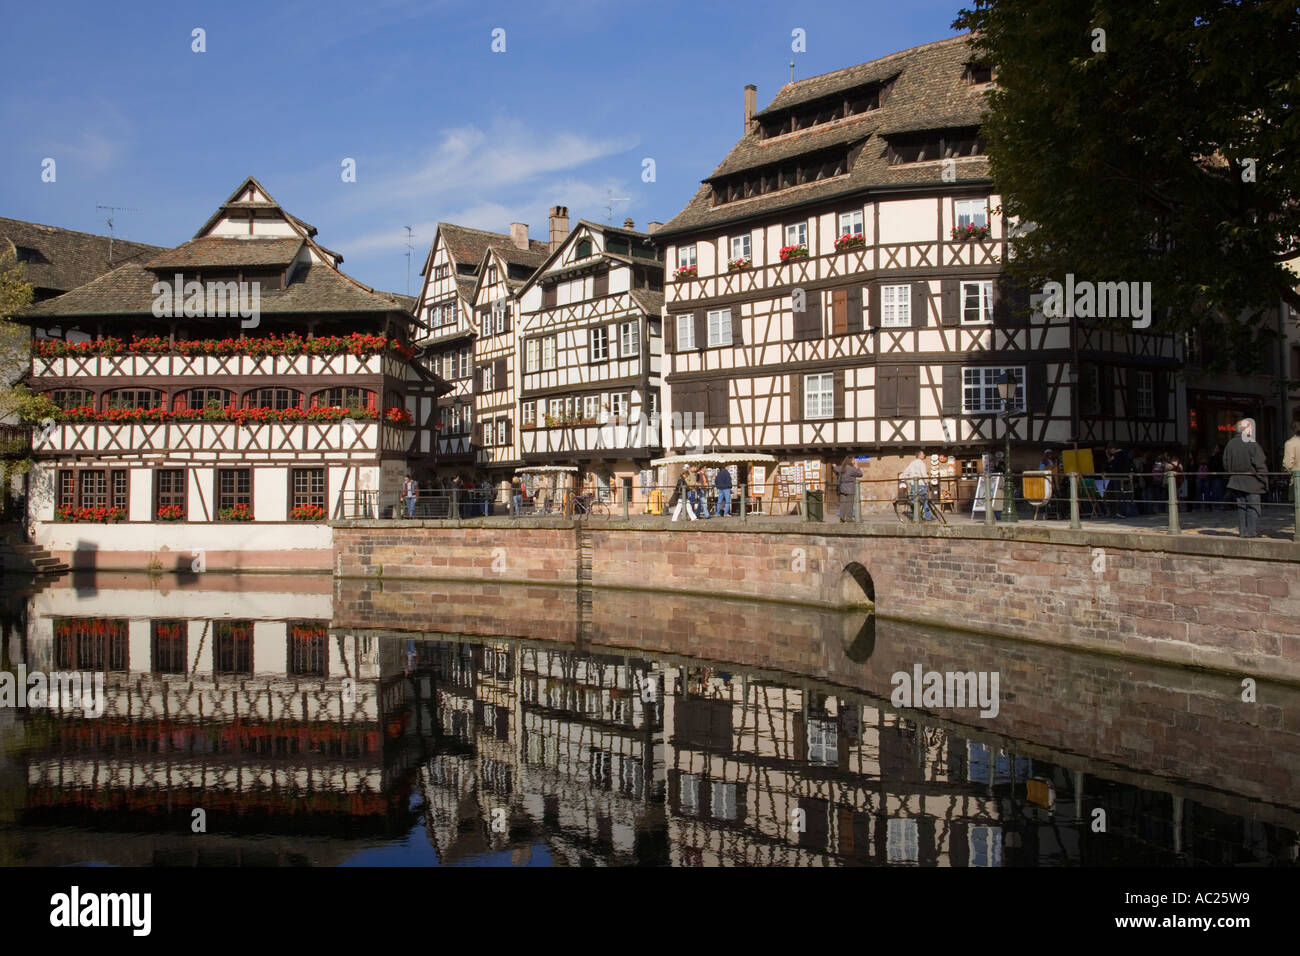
left=0, top=573, right=1296, bottom=867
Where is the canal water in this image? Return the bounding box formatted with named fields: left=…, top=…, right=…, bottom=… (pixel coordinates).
left=0, top=572, right=1295, bottom=867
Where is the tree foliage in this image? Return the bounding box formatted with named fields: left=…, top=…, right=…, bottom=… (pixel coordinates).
left=954, top=0, right=1300, bottom=369
left=0, top=247, right=34, bottom=421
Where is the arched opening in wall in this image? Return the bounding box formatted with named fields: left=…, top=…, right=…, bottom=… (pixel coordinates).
left=840, top=561, right=876, bottom=662
left=841, top=561, right=875, bottom=605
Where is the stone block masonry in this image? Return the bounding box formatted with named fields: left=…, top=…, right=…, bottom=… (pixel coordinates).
left=333, top=518, right=1300, bottom=682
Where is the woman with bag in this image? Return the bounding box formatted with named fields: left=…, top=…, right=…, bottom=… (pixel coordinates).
left=670, top=467, right=697, bottom=522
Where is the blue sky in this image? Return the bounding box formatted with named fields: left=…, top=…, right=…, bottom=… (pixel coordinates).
left=1, top=0, right=967, bottom=295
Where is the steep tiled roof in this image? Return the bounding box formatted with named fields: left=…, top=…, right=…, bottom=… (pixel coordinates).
left=0, top=217, right=165, bottom=296
left=437, top=223, right=548, bottom=268
left=629, top=289, right=665, bottom=316
left=18, top=260, right=412, bottom=320
left=144, top=237, right=304, bottom=270
left=659, top=35, right=992, bottom=236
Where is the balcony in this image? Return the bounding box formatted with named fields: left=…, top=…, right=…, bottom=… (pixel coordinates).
left=30, top=419, right=413, bottom=456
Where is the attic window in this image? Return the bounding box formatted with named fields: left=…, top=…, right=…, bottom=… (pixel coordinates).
left=606, top=237, right=630, bottom=256
left=965, top=63, right=993, bottom=85
left=886, top=127, right=984, bottom=165
left=711, top=145, right=852, bottom=206
left=14, top=246, right=43, bottom=264
left=576, top=238, right=593, bottom=259
left=757, top=78, right=892, bottom=139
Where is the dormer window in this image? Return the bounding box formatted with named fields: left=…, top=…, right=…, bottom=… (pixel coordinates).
left=885, top=127, right=984, bottom=165
left=965, top=62, right=993, bottom=85
left=756, top=77, right=893, bottom=139
left=576, top=238, right=593, bottom=259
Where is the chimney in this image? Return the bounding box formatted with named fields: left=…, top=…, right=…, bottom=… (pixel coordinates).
left=647, top=222, right=663, bottom=235
left=623, top=218, right=635, bottom=230
left=744, top=84, right=757, bottom=131
left=548, top=205, right=569, bottom=254
left=509, top=222, right=529, bottom=250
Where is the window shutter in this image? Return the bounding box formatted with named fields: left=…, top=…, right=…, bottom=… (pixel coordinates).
left=806, top=292, right=822, bottom=338
left=707, top=381, right=730, bottom=426
left=731, top=310, right=744, bottom=346
left=693, top=313, right=707, bottom=350
left=610, top=324, right=620, bottom=358
left=504, top=417, right=513, bottom=445
left=877, top=367, right=898, bottom=418
left=996, top=277, right=1031, bottom=327
left=1099, top=365, right=1115, bottom=416
left=910, top=281, right=929, bottom=327
left=594, top=272, right=609, bottom=297
left=666, top=314, right=679, bottom=353
left=833, top=371, right=845, bottom=419
left=494, top=358, right=507, bottom=390
left=846, top=287, right=863, bottom=333
left=832, top=288, right=849, bottom=335
left=942, top=364, right=961, bottom=415
left=472, top=367, right=482, bottom=394
left=898, top=368, right=919, bottom=417
left=1028, top=361, right=1048, bottom=414
left=790, top=373, right=803, bottom=421
left=542, top=285, right=556, bottom=308
left=868, top=282, right=881, bottom=329
left=940, top=279, right=959, bottom=325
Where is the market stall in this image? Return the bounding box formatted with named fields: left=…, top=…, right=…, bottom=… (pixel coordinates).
left=514, top=466, right=579, bottom=515
left=650, top=453, right=778, bottom=516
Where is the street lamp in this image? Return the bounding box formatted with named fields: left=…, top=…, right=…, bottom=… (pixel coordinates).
left=997, top=370, right=1019, bottom=523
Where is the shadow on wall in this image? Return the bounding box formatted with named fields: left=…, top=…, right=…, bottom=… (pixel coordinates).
left=71, top=540, right=97, bottom=596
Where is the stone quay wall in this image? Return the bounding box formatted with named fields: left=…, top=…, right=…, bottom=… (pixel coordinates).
left=333, top=518, right=1300, bottom=682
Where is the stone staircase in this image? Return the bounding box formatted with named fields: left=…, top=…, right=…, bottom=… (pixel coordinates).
left=0, top=538, right=69, bottom=575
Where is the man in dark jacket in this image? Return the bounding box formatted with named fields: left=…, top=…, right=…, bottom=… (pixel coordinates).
left=1223, top=418, right=1269, bottom=538
left=713, top=465, right=733, bottom=517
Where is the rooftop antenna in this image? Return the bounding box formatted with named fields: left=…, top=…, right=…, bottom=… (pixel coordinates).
left=603, top=189, right=630, bottom=224
left=403, top=225, right=414, bottom=295
left=789, top=59, right=795, bottom=83
left=95, top=203, right=139, bottom=265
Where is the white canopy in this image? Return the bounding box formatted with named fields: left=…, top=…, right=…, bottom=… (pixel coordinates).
left=515, top=465, right=579, bottom=474
left=651, top=453, right=778, bottom=467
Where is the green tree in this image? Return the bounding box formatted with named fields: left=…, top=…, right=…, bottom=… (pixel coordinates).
left=0, top=247, right=33, bottom=420
left=954, top=0, right=1300, bottom=370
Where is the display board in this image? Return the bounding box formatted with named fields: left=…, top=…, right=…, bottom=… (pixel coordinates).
left=750, top=465, right=766, bottom=495
left=969, top=475, right=1002, bottom=516
left=1062, top=448, right=1095, bottom=474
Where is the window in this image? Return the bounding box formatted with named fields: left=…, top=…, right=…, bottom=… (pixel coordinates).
left=480, top=311, right=491, bottom=337
left=1079, top=366, right=1101, bottom=416
left=79, top=470, right=107, bottom=509
left=486, top=263, right=499, bottom=285
left=882, top=285, right=911, bottom=327
left=480, top=364, right=494, bottom=392
left=583, top=395, right=600, bottom=421
left=1134, top=369, right=1155, bottom=417
left=459, top=347, right=471, bottom=378
left=609, top=393, right=629, bottom=419
left=678, top=245, right=697, bottom=269
left=965, top=62, right=993, bottom=85
left=707, top=309, right=733, bottom=347
left=215, top=620, right=253, bottom=675
left=292, top=468, right=325, bottom=511
left=838, top=210, right=864, bottom=238
left=730, top=234, right=751, bottom=260
left=494, top=301, right=508, bottom=334
left=808, top=718, right=839, bottom=766
left=962, top=366, right=1025, bottom=414
left=676, top=314, right=695, bottom=350
left=576, top=238, right=593, bottom=259
left=542, top=336, right=557, bottom=370
left=620, top=321, right=639, bottom=357
left=106, top=389, right=160, bottom=410
left=590, top=326, right=609, bottom=362
left=217, top=468, right=251, bottom=513
left=970, top=826, right=1003, bottom=867
left=548, top=398, right=563, bottom=421
left=57, top=470, right=75, bottom=510
left=246, top=388, right=301, bottom=410
left=430, top=298, right=457, bottom=327
left=955, top=199, right=988, bottom=230
left=151, top=620, right=187, bottom=675
left=887, top=818, right=919, bottom=864
left=526, top=338, right=540, bottom=373
left=433, top=264, right=451, bottom=281
left=522, top=401, right=535, bottom=427
left=156, top=469, right=185, bottom=517
left=961, top=280, right=994, bottom=324
left=50, top=389, right=92, bottom=410
left=785, top=222, right=808, bottom=247
left=287, top=622, right=327, bottom=678
left=711, top=781, right=737, bottom=821
left=804, top=373, right=835, bottom=419
left=679, top=774, right=700, bottom=815
left=181, top=388, right=233, bottom=411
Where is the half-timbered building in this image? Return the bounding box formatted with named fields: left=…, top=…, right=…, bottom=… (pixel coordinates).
left=413, top=222, right=549, bottom=485
left=654, top=36, right=1181, bottom=499
left=516, top=214, right=666, bottom=504
left=16, top=177, right=446, bottom=569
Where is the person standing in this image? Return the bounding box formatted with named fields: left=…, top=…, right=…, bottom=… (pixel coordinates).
left=402, top=473, right=419, bottom=518
left=1284, top=422, right=1300, bottom=492
left=510, top=474, right=524, bottom=517
left=898, top=451, right=931, bottom=520
left=695, top=466, right=712, bottom=519
left=833, top=456, right=864, bottom=521
left=1223, top=418, right=1269, bottom=538
left=670, top=467, right=697, bottom=522
left=713, top=464, right=733, bottom=518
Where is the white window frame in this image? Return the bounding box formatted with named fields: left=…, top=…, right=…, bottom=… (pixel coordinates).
left=676, top=314, right=695, bottom=351
left=459, top=348, right=470, bottom=378
left=522, top=401, right=535, bottom=427
left=804, top=372, right=835, bottom=420
left=710, top=781, right=737, bottom=821
left=887, top=818, right=919, bottom=864
left=481, top=364, right=493, bottom=392
left=680, top=774, right=700, bottom=815
left=1135, top=369, right=1155, bottom=417
left=784, top=221, right=808, bottom=248
left=730, top=234, right=751, bottom=260
left=620, top=320, right=639, bottom=357
left=707, top=308, right=733, bottom=347
left=838, top=210, right=864, bottom=238
left=962, top=365, right=1026, bottom=414
left=583, top=395, right=599, bottom=421
left=493, top=300, right=507, bottom=334
left=882, top=285, right=911, bottom=328
left=807, top=718, right=839, bottom=766
left=678, top=244, right=697, bottom=269
left=969, top=826, right=1003, bottom=867
left=955, top=198, right=989, bottom=230
left=480, top=312, right=491, bottom=337
left=961, top=280, right=994, bottom=324
left=548, top=398, right=563, bottom=421
left=590, top=326, right=609, bottom=362
left=525, top=338, right=540, bottom=373
left=542, top=336, right=557, bottom=371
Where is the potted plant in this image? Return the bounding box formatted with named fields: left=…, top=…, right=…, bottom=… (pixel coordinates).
left=290, top=503, right=326, bottom=521
left=673, top=264, right=698, bottom=280
left=156, top=505, right=185, bottom=521
left=727, top=256, right=752, bottom=271
left=834, top=233, right=865, bottom=252
left=779, top=244, right=808, bottom=262
left=951, top=223, right=990, bottom=241
left=218, top=503, right=253, bottom=521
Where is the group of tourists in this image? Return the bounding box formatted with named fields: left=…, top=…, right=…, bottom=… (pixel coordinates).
left=668, top=464, right=734, bottom=521
left=400, top=473, right=498, bottom=518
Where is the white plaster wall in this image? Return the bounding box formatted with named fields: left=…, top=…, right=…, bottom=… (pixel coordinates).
left=34, top=521, right=332, bottom=556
